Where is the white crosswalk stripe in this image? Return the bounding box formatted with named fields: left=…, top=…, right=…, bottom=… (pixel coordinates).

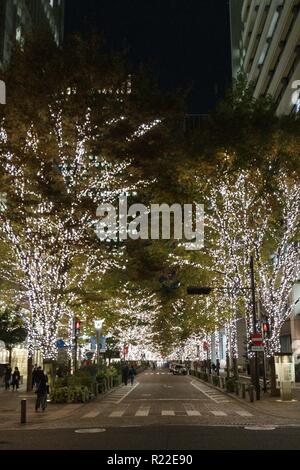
left=161, top=410, right=175, bottom=416
left=135, top=406, right=150, bottom=417
left=186, top=410, right=201, bottom=416
left=144, top=372, right=167, bottom=375
left=109, top=408, right=127, bottom=417
left=235, top=410, right=253, bottom=417
left=82, top=410, right=100, bottom=419
left=210, top=411, right=227, bottom=416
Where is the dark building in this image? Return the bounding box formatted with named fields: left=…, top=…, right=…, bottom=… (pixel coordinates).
left=0, top=0, right=65, bottom=68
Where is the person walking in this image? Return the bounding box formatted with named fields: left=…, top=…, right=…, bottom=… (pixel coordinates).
left=31, top=364, right=38, bottom=390
left=12, top=367, right=20, bottom=391
left=129, top=365, right=136, bottom=386
left=4, top=365, right=12, bottom=390
left=35, top=367, right=48, bottom=412
left=121, top=363, right=129, bottom=386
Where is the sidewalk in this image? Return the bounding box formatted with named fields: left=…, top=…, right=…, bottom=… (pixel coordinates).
left=248, top=386, right=300, bottom=422
left=193, top=375, right=300, bottom=422
left=0, top=385, right=83, bottom=429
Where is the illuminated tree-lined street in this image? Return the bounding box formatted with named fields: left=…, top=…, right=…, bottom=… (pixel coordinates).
left=0, top=1, right=300, bottom=454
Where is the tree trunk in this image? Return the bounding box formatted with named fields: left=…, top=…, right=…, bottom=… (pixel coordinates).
left=8, top=347, right=12, bottom=365
left=27, top=356, right=33, bottom=392
left=269, top=356, right=280, bottom=397
left=232, top=357, right=238, bottom=379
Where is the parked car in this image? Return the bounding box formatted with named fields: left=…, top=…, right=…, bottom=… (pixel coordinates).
left=172, top=364, right=188, bottom=375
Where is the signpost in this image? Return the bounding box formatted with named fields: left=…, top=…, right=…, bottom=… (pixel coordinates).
left=250, top=333, right=264, bottom=352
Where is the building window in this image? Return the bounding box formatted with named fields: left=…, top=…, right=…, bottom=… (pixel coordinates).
left=16, top=26, right=22, bottom=43
left=280, top=335, right=291, bottom=353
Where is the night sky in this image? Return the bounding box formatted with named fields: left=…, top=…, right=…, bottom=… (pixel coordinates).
left=65, top=0, right=231, bottom=113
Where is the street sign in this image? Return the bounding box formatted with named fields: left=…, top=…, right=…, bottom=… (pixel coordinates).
left=251, top=333, right=263, bottom=345
left=251, top=345, right=264, bottom=352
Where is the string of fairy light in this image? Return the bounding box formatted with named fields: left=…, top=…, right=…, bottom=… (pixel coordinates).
left=0, top=103, right=158, bottom=359
left=168, top=169, right=299, bottom=364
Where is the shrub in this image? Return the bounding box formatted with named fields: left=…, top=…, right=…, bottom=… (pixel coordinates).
left=51, top=385, right=90, bottom=404
left=225, top=377, right=235, bottom=393
left=212, top=375, right=220, bottom=387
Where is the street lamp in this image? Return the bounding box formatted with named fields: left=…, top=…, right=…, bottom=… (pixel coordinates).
left=94, top=319, right=104, bottom=371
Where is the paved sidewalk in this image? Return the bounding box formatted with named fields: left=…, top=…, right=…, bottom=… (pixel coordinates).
left=0, top=385, right=83, bottom=429
left=249, top=386, right=300, bottom=421
left=193, top=376, right=300, bottom=422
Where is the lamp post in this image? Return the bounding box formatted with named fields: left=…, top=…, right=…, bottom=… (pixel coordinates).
left=94, top=319, right=104, bottom=372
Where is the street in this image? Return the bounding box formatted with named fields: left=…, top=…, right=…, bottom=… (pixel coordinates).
left=1, top=370, right=300, bottom=450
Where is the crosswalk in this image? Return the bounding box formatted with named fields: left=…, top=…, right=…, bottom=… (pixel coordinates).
left=144, top=372, right=168, bottom=375
left=81, top=404, right=254, bottom=419
left=102, top=382, right=139, bottom=404
left=190, top=381, right=232, bottom=403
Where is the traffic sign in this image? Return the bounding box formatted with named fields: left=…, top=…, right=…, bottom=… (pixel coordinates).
left=251, top=333, right=263, bottom=346
left=251, top=345, right=264, bottom=352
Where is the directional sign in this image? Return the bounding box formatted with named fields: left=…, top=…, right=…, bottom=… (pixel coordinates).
left=251, top=345, right=264, bottom=352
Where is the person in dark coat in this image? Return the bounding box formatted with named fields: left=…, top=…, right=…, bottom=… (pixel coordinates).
left=12, top=367, right=20, bottom=390
left=35, top=368, right=48, bottom=411
left=31, top=364, right=38, bottom=390
left=122, top=363, right=129, bottom=386
left=4, top=366, right=12, bottom=390
left=128, top=365, right=136, bottom=386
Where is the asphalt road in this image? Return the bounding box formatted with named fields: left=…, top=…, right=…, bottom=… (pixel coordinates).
left=0, top=369, right=300, bottom=450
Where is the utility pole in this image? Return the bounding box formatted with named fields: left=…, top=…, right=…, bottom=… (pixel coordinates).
left=250, top=255, right=260, bottom=400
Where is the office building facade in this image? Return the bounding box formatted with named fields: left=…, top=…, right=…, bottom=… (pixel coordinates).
left=0, top=0, right=65, bottom=68
left=230, top=0, right=300, bottom=115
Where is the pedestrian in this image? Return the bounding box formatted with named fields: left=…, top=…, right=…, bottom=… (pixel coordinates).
left=216, top=359, right=220, bottom=376
left=128, top=365, right=136, bottom=386
left=12, top=366, right=20, bottom=391
left=122, top=363, right=129, bottom=386
left=4, top=365, right=12, bottom=390
left=32, top=364, right=38, bottom=390
left=35, top=367, right=48, bottom=412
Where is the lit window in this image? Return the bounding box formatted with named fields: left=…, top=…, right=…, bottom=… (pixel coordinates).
left=16, top=26, right=22, bottom=42
left=50, top=0, right=54, bottom=7
left=267, top=11, right=279, bottom=40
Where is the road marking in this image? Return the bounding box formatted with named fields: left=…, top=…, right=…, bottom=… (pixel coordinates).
left=161, top=410, right=175, bottom=416
left=244, top=425, right=276, bottom=431
left=210, top=411, right=227, bottom=416
left=75, top=428, right=106, bottom=433
left=116, top=382, right=140, bottom=404
left=186, top=410, right=201, bottom=416
left=82, top=410, right=100, bottom=419
left=190, top=381, right=232, bottom=403
left=109, top=408, right=127, bottom=417
left=135, top=406, right=150, bottom=417
left=235, top=410, right=253, bottom=417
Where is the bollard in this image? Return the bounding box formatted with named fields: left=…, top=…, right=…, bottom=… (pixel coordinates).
left=21, top=399, right=27, bottom=424
left=242, top=383, right=246, bottom=399
left=248, top=385, right=254, bottom=403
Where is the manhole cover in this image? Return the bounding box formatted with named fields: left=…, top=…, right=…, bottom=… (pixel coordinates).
left=75, top=428, right=106, bottom=434
left=244, top=425, right=277, bottom=431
